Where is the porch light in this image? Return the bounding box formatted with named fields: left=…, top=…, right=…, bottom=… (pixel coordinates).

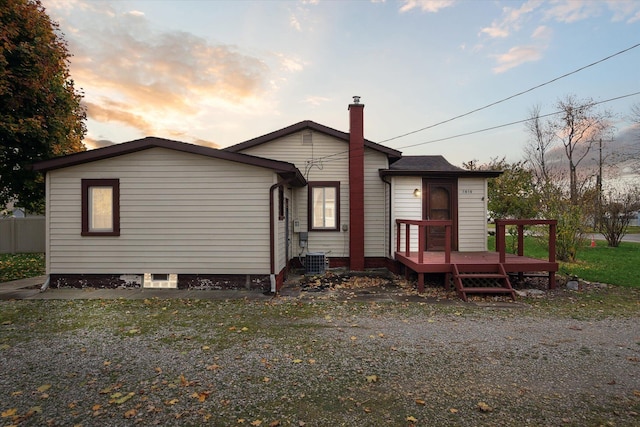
left=413, top=188, right=421, bottom=198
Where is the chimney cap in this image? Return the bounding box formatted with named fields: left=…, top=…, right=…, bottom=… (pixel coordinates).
left=352, top=96, right=361, bottom=104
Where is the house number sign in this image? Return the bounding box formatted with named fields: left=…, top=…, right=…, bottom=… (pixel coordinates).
left=461, top=189, right=473, bottom=194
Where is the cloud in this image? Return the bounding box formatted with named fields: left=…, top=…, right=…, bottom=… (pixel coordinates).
left=531, top=25, right=553, bottom=40
left=275, top=53, right=305, bottom=72
left=544, top=0, right=601, bottom=23
left=83, top=137, right=116, bottom=150
left=52, top=3, right=272, bottom=142
left=492, top=45, right=544, bottom=73
left=304, top=96, right=330, bottom=106
left=480, top=0, right=542, bottom=38
left=84, top=100, right=155, bottom=135
left=399, top=0, right=455, bottom=14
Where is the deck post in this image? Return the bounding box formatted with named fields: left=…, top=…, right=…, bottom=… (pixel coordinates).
left=444, top=224, right=451, bottom=264
left=405, top=224, right=410, bottom=257
left=518, top=224, right=524, bottom=281
left=418, top=273, right=424, bottom=293
left=549, top=221, right=557, bottom=289
left=497, top=222, right=506, bottom=263
left=418, top=224, right=424, bottom=264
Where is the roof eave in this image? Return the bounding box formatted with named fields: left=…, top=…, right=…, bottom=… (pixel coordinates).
left=225, top=120, right=402, bottom=160
left=379, top=169, right=503, bottom=178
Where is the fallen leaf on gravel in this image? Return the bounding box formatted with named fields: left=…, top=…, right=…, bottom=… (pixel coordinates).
left=269, top=421, right=281, bottom=426
left=206, top=364, right=221, bottom=371
left=26, top=406, right=42, bottom=416
left=627, top=357, right=639, bottom=362
left=415, top=399, right=426, bottom=405
left=165, top=399, right=179, bottom=406
left=11, top=391, right=22, bottom=396
left=2, top=320, right=12, bottom=325
left=124, top=408, right=137, bottom=418
left=36, top=384, right=51, bottom=393
left=1, top=408, right=17, bottom=418
left=363, top=407, right=371, bottom=413
left=0, top=344, right=10, bottom=350
left=292, top=359, right=303, bottom=364
left=406, top=416, right=418, bottom=422
left=127, top=328, right=140, bottom=334
left=92, top=404, right=101, bottom=411
left=449, top=408, right=458, bottom=413
left=477, top=401, right=493, bottom=412
left=365, top=375, right=378, bottom=383
left=634, top=390, right=640, bottom=397
left=201, top=346, right=210, bottom=351
left=250, top=420, right=263, bottom=426
left=112, top=392, right=135, bottom=405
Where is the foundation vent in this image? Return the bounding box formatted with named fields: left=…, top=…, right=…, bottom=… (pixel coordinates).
left=143, top=273, right=178, bottom=289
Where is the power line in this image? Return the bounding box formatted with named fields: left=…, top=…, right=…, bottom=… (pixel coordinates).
left=379, top=42, right=640, bottom=144
left=397, top=91, right=640, bottom=150
left=302, top=90, right=640, bottom=169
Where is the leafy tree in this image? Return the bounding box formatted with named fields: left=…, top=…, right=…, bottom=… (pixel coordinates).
left=464, top=157, right=538, bottom=220
left=598, top=186, right=640, bottom=247
left=0, top=0, right=86, bottom=214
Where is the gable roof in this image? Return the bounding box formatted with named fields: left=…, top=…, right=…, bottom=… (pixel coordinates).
left=379, top=155, right=502, bottom=178
left=32, top=136, right=307, bottom=186
left=224, top=120, right=403, bottom=161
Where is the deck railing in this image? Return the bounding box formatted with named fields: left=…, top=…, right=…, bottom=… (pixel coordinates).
left=395, top=219, right=452, bottom=263
left=494, top=219, right=557, bottom=264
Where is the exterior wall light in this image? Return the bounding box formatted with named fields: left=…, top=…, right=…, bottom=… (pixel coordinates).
left=413, top=188, right=421, bottom=198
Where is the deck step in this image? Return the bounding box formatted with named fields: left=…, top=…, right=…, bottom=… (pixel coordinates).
left=457, top=273, right=507, bottom=279
left=461, top=287, right=514, bottom=294
left=452, top=263, right=516, bottom=302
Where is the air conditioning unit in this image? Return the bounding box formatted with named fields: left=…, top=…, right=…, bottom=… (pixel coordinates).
left=305, top=252, right=326, bottom=275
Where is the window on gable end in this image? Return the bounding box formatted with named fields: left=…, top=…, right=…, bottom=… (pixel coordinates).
left=308, top=182, right=339, bottom=231
left=81, top=179, right=120, bottom=236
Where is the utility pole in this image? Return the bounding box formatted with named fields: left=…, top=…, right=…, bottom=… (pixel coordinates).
left=596, top=138, right=603, bottom=230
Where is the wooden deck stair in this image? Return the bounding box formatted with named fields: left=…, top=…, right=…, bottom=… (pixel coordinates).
left=452, top=263, right=515, bottom=302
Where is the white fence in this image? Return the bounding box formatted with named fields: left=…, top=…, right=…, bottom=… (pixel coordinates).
left=0, top=216, right=45, bottom=254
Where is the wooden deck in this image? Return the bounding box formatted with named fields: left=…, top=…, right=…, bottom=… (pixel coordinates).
left=395, top=219, right=559, bottom=296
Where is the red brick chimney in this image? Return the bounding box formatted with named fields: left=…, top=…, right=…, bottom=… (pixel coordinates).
left=348, top=96, right=365, bottom=271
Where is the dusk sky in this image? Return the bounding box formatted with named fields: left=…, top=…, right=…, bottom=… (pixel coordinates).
left=42, top=0, right=640, bottom=166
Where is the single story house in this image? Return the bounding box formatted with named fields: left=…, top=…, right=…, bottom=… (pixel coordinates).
left=33, top=97, right=556, bottom=296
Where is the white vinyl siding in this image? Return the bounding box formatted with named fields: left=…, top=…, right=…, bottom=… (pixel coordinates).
left=363, top=150, right=389, bottom=257
left=458, top=178, right=488, bottom=251
left=46, top=148, right=277, bottom=275
left=391, top=176, right=422, bottom=255
left=237, top=130, right=390, bottom=259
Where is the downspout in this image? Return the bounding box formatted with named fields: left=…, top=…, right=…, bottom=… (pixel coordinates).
left=40, top=276, right=50, bottom=292
left=382, top=176, right=392, bottom=261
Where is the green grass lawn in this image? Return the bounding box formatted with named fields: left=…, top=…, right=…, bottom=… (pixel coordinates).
left=0, top=253, right=45, bottom=283
left=488, top=235, right=640, bottom=288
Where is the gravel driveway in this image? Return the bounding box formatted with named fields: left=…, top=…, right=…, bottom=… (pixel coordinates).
left=1, top=298, right=639, bottom=426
